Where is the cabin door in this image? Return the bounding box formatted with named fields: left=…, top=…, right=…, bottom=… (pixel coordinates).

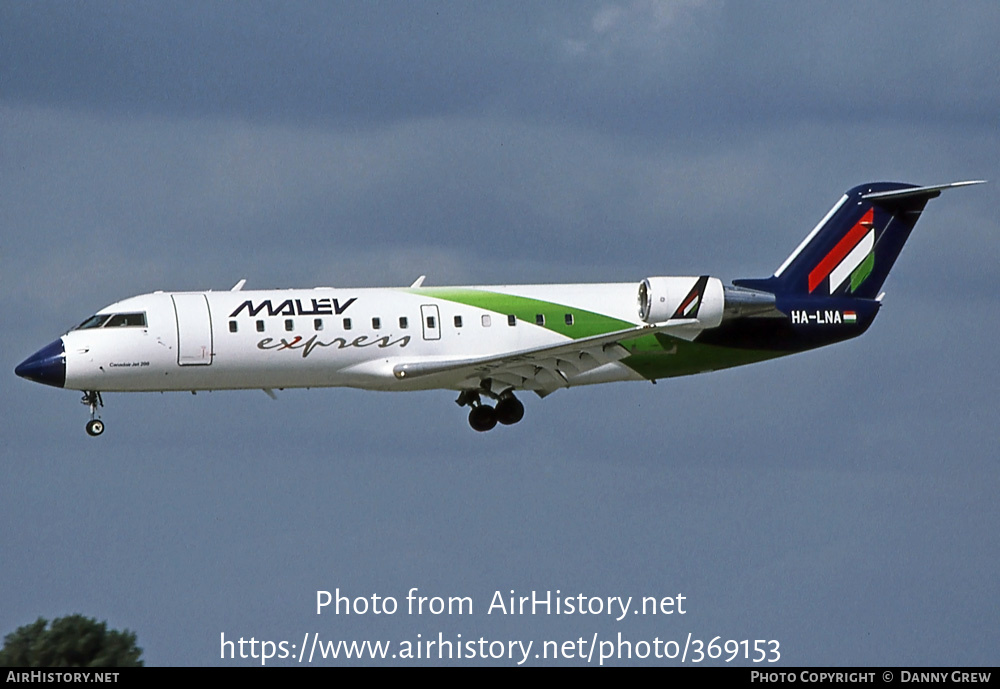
left=172, top=294, right=214, bottom=365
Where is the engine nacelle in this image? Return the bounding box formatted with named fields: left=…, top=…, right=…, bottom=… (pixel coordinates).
left=637, top=276, right=724, bottom=327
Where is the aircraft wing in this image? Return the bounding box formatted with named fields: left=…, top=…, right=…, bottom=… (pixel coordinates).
left=392, top=319, right=697, bottom=396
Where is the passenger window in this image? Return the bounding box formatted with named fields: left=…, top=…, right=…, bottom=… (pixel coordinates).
left=454, top=315, right=463, bottom=328
left=372, top=317, right=381, bottom=330
left=229, top=321, right=238, bottom=333
left=507, top=314, right=516, bottom=326
left=399, top=316, right=409, bottom=329
left=284, top=319, right=294, bottom=331
left=535, top=314, right=545, bottom=326
left=343, top=318, right=352, bottom=331
left=427, top=316, right=436, bottom=329
left=565, top=313, right=574, bottom=326
left=482, top=315, right=491, bottom=327
left=256, top=320, right=265, bottom=332
left=314, top=319, right=324, bottom=331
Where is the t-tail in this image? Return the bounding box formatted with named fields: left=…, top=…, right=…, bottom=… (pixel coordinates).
left=734, top=181, right=984, bottom=299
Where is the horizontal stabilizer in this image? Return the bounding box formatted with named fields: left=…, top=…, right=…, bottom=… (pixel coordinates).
left=861, top=180, right=984, bottom=203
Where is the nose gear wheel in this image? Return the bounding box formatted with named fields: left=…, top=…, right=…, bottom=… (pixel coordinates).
left=81, top=391, right=105, bottom=436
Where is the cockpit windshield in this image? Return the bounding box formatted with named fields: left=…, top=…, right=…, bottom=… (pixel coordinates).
left=76, top=314, right=111, bottom=330
left=74, top=312, right=147, bottom=330
left=105, top=313, right=147, bottom=327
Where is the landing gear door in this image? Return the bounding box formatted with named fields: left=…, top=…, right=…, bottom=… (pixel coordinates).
left=420, top=304, right=441, bottom=341
left=172, top=294, right=214, bottom=365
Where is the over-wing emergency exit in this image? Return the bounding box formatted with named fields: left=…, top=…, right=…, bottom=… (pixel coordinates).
left=15, top=181, right=982, bottom=435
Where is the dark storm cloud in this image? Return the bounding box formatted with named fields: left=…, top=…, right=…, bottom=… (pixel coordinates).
left=1, top=2, right=543, bottom=124
left=4, top=2, right=998, bottom=135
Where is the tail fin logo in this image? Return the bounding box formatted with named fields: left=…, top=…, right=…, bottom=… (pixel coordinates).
left=808, top=208, right=876, bottom=294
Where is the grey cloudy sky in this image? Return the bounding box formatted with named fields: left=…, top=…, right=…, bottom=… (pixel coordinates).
left=2, top=1, right=997, bottom=666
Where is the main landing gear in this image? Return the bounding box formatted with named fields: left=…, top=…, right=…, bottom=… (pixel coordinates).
left=82, top=390, right=104, bottom=437
left=458, top=388, right=525, bottom=432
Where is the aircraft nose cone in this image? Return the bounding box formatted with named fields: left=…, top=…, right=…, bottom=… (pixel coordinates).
left=15, top=339, right=66, bottom=388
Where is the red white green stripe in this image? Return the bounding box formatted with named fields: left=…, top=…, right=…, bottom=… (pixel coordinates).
left=808, top=208, right=876, bottom=294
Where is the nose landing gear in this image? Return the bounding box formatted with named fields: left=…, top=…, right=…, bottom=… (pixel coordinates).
left=82, top=391, right=104, bottom=436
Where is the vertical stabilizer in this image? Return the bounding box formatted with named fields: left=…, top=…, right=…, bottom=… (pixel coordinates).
left=734, top=181, right=983, bottom=299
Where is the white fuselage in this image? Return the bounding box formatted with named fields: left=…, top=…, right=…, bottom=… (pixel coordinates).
left=20, top=180, right=974, bottom=436
left=60, top=283, right=694, bottom=394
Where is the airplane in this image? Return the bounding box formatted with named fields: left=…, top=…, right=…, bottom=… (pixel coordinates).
left=15, top=180, right=982, bottom=436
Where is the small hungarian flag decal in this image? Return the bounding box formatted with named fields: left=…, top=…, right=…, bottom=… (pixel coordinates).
left=843, top=311, right=857, bottom=324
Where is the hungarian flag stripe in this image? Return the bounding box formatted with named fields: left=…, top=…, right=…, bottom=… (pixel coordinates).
left=829, top=229, right=875, bottom=293
left=672, top=276, right=709, bottom=319
left=849, top=251, right=875, bottom=293
left=808, top=208, right=874, bottom=293
left=683, top=295, right=700, bottom=316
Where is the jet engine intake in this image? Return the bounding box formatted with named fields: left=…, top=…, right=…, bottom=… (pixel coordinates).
left=637, top=276, right=724, bottom=327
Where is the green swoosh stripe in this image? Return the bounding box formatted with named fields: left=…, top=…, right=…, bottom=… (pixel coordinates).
left=405, top=287, right=779, bottom=381
left=406, top=287, right=632, bottom=339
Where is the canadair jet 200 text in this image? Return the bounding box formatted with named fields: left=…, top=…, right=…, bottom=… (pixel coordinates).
left=15, top=181, right=982, bottom=435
